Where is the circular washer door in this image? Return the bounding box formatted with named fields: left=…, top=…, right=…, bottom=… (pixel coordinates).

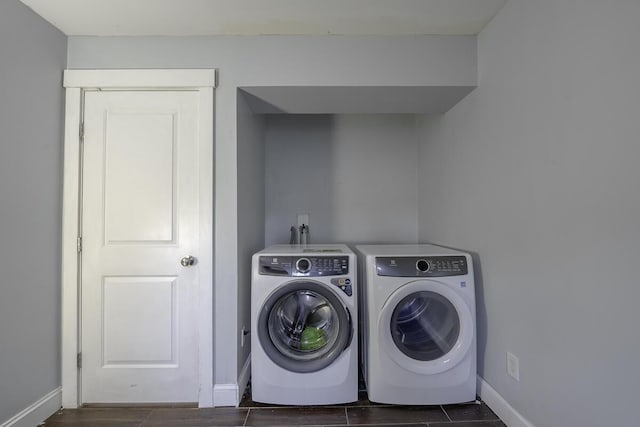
left=258, top=280, right=352, bottom=373
left=379, top=279, right=473, bottom=375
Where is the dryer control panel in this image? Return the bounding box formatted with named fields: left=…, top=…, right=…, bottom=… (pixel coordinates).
left=376, top=256, right=468, bottom=277
left=259, top=256, right=349, bottom=277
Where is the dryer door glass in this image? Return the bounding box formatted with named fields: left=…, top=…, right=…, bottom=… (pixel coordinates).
left=258, top=281, right=352, bottom=373
left=390, top=291, right=460, bottom=361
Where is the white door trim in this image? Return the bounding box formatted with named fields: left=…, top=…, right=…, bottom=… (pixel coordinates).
left=61, top=69, right=216, bottom=408
left=63, top=69, right=217, bottom=89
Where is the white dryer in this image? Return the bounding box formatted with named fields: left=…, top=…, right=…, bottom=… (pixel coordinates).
left=251, top=244, right=358, bottom=405
left=356, top=244, right=476, bottom=405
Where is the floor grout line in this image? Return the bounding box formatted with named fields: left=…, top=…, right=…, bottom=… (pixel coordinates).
left=344, top=406, right=350, bottom=425
left=345, top=423, right=431, bottom=426
left=243, top=407, right=251, bottom=426
left=440, top=404, right=453, bottom=422
left=139, top=408, right=154, bottom=427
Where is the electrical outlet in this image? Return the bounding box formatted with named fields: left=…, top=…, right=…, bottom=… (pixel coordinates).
left=507, top=352, right=520, bottom=381
left=297, top=213, right=309, bottom=228
left=241, top=326, right=247, bottom=347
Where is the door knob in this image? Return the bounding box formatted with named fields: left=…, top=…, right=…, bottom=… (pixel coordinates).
left=181, top=256, right=197, bottom=267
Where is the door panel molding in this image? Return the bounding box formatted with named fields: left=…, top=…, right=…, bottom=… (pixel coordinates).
left=61, top=69, right=216, bottom=408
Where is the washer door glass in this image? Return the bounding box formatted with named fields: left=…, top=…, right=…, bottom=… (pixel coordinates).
left=390, top=291, right=460, bottom=361
left=258, top=281, right=352, bottom=373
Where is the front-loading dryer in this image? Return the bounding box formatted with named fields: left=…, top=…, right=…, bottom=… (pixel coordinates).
left=251, top=244, right=357, bottom=405
left=356, top=244, right=476, bottom=405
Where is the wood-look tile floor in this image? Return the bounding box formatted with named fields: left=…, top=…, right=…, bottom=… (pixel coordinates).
left=42, top=392, right=505, bottom=427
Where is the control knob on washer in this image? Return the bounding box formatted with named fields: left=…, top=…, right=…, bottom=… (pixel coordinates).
left=296, top=257, right=312, bottom=273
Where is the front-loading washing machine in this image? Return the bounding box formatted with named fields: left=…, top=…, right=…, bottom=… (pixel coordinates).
left=356, top=244, right=476, bottom=405
left=251, top=244, right=358, bottom=405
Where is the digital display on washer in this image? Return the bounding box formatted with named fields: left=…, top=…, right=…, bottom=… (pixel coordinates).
left=375, top=256, right=467, bottom=277
left=259, top=256, right=349, bottom=276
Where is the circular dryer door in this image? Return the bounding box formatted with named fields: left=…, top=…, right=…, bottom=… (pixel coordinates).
left=258, top=280, right=352, bottom=373
left=379, top=280, right=473, bottom=375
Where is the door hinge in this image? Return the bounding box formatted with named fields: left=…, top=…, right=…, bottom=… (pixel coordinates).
left=77, top=237, right=82, bottom=253
left=77, top=352, right=82, bottom=369
left=79, top=122, right=84, bottom=142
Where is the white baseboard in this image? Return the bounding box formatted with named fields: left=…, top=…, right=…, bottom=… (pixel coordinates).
left=0, top=388, right=61, bottom=427
left=238, top=355, right=251, bottom=404
left=212, top=355, right=251, bottom=408
left=477, top=376, right=534, bottom=427
left=213, top=383, right=239, bottom=407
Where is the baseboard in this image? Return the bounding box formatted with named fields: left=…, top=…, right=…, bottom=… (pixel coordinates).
left=213, top=383, right=239, bottom=407
left=0, top=387, right=61, bottom=427
left=237, top=355, right=251, bottom=404
left=477, top=376, right=534, bottom=427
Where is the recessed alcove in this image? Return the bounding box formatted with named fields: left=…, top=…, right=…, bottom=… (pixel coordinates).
left=235, top=84, right=474, bottom=382
left=237, top=85, right=474, bottom=246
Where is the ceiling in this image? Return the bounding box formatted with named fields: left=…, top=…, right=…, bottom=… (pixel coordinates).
left=19, top=0, right=506, bottom=37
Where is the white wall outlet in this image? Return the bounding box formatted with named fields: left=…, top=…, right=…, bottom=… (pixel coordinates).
left=507, top=351, right=520, bottom=381
left=241, top=326, right=248, bottom=347
left=297, top=213, right=309, bottom=227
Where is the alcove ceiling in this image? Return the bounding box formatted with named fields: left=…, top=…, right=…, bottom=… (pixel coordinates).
left=19, top=0, right=506, bottom=36
left=240, top=86, right=476, bottom=114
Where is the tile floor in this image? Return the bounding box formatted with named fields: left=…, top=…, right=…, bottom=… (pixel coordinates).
left=42, top=391, right=505, bottom=426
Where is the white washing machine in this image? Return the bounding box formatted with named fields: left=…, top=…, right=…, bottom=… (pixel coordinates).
left=251, top=244, right=358, bottom=405
left=356, top=244, right=476, bottom=405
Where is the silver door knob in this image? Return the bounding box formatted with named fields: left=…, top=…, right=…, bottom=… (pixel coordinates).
left=181, top=256, right=196, bottom=267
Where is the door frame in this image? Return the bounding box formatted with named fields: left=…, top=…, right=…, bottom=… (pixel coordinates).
left=61, top=69, right=216, bottom=408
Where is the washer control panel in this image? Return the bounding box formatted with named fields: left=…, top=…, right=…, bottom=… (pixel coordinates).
left=259, top=256, right=349, bottom=277
left=375, top=256, right=468, bottom=277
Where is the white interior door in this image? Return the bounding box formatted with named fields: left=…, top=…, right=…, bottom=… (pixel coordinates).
left=81, top=90, right=201, bottom=404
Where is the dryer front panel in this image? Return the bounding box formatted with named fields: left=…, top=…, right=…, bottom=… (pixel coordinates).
left=258, top=280, right=352, bottom=373
left=379, top=280, right=474, bottom=375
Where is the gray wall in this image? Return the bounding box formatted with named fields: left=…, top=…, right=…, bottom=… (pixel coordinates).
left=236, top=92, right=265, bottom=378
left=0, top=0, right=66, bottom=422
left=265, top=114, right=419, bottom=246
left=67, top=35, right=476, bottom=389
left=418, top=0, right=640, bottom=425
